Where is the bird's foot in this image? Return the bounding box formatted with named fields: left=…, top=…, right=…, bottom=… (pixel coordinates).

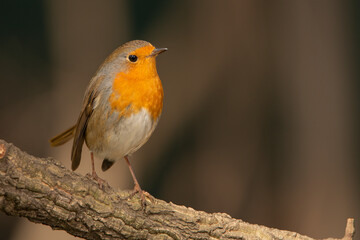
left=129, top=182, right=153, bottom=207
left=87, top=171, right=108, bottom=190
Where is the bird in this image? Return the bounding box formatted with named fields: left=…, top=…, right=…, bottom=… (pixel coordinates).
left=50, top=40, right=167, bottom=201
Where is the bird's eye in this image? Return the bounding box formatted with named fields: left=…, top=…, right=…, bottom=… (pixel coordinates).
left=128, top=55, right=138, bottom=62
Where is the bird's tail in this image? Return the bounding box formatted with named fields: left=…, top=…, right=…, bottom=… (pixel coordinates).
left=49, top=125, right=76, bottom=147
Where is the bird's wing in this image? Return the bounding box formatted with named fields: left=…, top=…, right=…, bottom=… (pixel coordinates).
left=71, top=75, right=104, bottom=171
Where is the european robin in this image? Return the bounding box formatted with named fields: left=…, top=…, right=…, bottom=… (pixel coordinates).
left=50, top=40, right=167, bottom=200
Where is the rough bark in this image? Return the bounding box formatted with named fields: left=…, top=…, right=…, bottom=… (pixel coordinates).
left=0, top=139, right=355, bottom=240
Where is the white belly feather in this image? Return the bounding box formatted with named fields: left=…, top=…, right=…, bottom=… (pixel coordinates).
left=86, top=108, right=157, bottom=162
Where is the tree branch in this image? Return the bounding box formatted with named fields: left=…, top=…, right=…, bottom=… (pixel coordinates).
left=0, top=139, right=355, bottom=240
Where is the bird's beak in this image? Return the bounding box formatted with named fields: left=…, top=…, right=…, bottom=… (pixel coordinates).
left=149, top=48, right=168, bottom=57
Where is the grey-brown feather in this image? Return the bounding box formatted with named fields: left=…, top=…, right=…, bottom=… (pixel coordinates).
left=71, top=91, right=96, bottom=171
left=101, top=159, right=115, bottom=171
left=49, top=125, right=76, bottom=147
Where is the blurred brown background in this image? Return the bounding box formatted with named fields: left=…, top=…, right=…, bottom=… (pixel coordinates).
left=0, top=0, right=359, bottom=239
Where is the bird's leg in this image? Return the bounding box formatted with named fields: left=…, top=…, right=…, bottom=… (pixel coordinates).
left=90, top=152, right=107, bottom=188
left=125, top=156, right=151, bottom=204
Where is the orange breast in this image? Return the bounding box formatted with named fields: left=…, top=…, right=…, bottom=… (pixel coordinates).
left=108, top=57, right=164, bottom=120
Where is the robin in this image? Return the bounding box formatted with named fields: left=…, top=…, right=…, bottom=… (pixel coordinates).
left=50, top=40, right=167, bottom=201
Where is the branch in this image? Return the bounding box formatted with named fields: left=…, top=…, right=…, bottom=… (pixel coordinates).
left=0, top=139, right=355, bottom=240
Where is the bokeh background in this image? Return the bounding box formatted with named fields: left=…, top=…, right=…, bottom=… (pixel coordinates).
left=1, top=0, right=359, bottom=239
